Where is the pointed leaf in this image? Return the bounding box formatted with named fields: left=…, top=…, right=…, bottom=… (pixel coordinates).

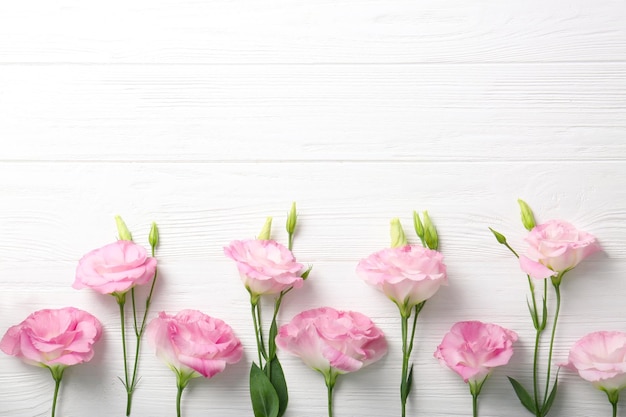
left=250, top=363, right=279, bottom=417
left=508, top=377, right=536, bottom=414
left=269, top=358, right=289, bottom=417
left=526, top=298, right=539, bottom=330
left=541, top=375, right=559, bottom=415
left=268, top=319, right=278, bottom=361
left=401, top=365, right=414, bottom=403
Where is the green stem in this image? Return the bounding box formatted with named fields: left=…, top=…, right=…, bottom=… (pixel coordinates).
left=176, top=384, right=185, bottom=417
left=472, top=393, right=478, bottom=417
left=399, top=303, right=423, bottom=417
left=606, top=390, right=620, bottom=417
left=532, top=328, right=542, bottom=416
left=542, top=282, right=561, bottom=409
left=469, top=379, right=485, bottom=417
left=530, top=279, right=547, bottom=416
left=115, top=294, right=133, bottom=416
left=127, top=267, right=159, bottom=408
left=325, top=372, right=337, bottom=417
left=251, top=302, right=264, bottom=367
left=132, top=288, right=139, bottom=336
left=407, top=303, right=423, bottom=356
left=48, top=367, right=65, bottom=417
left=400, top=312, right=408, bottom=417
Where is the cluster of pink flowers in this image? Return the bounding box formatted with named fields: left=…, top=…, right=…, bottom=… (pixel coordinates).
left=2, top=201, right=617, bottom=417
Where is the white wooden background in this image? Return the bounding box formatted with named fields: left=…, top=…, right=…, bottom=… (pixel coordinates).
left=1, top=1, right=625, bottom=416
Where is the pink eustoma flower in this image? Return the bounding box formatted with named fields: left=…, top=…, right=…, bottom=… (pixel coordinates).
left=356, top=244, right=447, bottom=313
left=73, top=240, right=157, bottom=295
left=519, top=220, right=601, bottom=280
left=434, top=321, right=518, bottom=384
left=277, top=307, right=387, bottom=416
left=1, top=307, right=103, bottom=417
left=1, top=307, right=103, bottom=368
left=562, top=331, right=626, bottom=392
left=224, top=239, right=303, bottom=297
left=147, top=309, right=243, bottom=379
left=276, top=306, right=387, bottom=375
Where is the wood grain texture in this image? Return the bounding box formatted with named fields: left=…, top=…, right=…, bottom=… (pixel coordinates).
left=1, top=0, right=626, bottom=416
left=0, top=0, right=625, bottom=64
left=1, top=64, right=625, bottom=161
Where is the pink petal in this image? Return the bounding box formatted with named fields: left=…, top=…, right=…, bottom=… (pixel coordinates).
left=519, top=256, right=556, bottom=279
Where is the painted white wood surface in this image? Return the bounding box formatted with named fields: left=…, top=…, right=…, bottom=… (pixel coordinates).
left=1, top=1, right=625, bottom=416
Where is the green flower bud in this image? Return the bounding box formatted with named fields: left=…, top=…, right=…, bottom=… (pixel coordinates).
left=286, top=202, right=297, bottom=235
left=149, top=222, right=159, bottom=248
left=422, top=211, right=439, bottom=250
left=488, top=227, right=508, bottom=244
left=413, top=210, right=424, bottom=240
left=115, top=215, right=133, bottom=241
left=518, top=199, right=536, bottom=231
left=258, top=216, right=272, bottom=240
left=390, top=218, right=408, bottom=248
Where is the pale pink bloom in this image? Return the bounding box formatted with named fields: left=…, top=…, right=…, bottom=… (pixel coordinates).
left=73, top=240, right=157, bottom=295
left=224, top=239, right=303, bottom=296
left=519, top=220, right=601, bottom=280
left=1, top=307, right=102, bottom=367
left=146, top=310, right=243, bottom=379
left=562, top=331, right=626, bottom=392
left=356, top=245, right=447, bottom=310
left=434, top=321, right=518, bottom=383
left=275, top=307, right=387, bottom=375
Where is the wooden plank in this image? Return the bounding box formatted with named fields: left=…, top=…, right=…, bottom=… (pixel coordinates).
left=0, top=161, right=623, bottom=262
left=0, top=0, right=625, bottom=64
left=1, top=63, right=625, bottom=162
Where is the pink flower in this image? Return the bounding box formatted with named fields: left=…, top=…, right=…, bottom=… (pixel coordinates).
left=519, top=220, right=601, bottom=280
left=275, top=307, right=387, bottom=375
left=146, top=309, right=243, bottom=379
left=356, top=245, right=447, bottom=313
left=562, top=331, right=626, bottom=392
left=434, top=321, right=518, bottom=384
left=0, top=307, right=102, bottom=368
left=73, top=240, right=157, bottom=295
left=224, top=239, right=303, bottom=297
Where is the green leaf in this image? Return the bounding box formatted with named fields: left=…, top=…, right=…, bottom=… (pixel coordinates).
left=526, top=298, right=539, bottom=330
left=250, top=363, right=279, bottom=417
left=268, top=319, right=278, bottom=361
left=401, top=365, right=414, bottom=403
left=508, top=377, right=536, bottom=414
left=541, top=375, right=558, bottom=415
left=268, top=358, right=289, bottom=417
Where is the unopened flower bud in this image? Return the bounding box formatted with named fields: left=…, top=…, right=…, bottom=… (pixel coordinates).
left=413, top=210, right=424, bottom=240
left=149, top=222, right=159, bottom=248
left=115, top=215, right=133, bottom=241
left=390, top=218, right=408, bottom=248
left=489, top=227, right=507, bottom=245
left=286, top=202, right=297, bottom=235
left=422, top=211, right=439, bottom=250
left=258, top=217, right=272, bottom=240
left=518, top=199, right=536, bottom=231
